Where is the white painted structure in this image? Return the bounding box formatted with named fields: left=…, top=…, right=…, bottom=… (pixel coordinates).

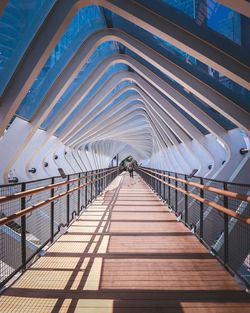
left=0, top=0, right=249, bottom=184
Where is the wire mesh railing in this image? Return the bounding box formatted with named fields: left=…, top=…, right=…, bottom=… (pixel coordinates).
left=0, top=167, right=119, bottom=288
left=137, top=166, right=250, bottom=289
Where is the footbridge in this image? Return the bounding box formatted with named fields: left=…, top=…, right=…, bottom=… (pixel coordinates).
left=0, top=0, right=250, bottom=311
left=0, top=168, right=250, bottom=312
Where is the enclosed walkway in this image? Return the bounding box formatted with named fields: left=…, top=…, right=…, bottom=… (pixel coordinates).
left=1, top=172, right=249, bottom=313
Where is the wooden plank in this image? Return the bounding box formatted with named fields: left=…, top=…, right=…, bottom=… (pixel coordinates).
left=0, top=172, right=249, bottom=313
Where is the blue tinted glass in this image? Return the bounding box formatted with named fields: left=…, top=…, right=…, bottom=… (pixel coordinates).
left=106, top=10, right=249, bottom=112
left=134, top=0, right=250, bottom=70
left=0, top=0, right=55, bottom=95
left=86, top=96, right=139, bottom=127
left=16, top=6, right=106, bottom=120
left=124, top=47, right=236, bottom=131
left=41, top=41, right=122, bottom=129
left=56, top=80, right=131, bottom=136
left=168, top=0, right=242, bottom=45
left=206, top=0, right=241, bottom=44
left=162, top=0, right=195, bottom=18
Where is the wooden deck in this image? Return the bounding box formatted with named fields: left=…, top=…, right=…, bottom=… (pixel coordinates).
left=1, top=173, right=250, bottom=312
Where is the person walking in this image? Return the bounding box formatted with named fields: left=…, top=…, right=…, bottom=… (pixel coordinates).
left=128, top=162, right=134, bottom=178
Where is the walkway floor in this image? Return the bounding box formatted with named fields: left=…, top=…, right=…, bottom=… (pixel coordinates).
left=1, top=173, right=250, bottom=312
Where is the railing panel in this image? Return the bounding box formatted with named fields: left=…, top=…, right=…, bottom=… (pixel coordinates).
left=54, top=177, right=67, bottom=232
left=0, top=167, right=119, bottom=288
left=0, top=183, right=22, bottom=285
left=69, top=173, right=79, bottom=220
left=187, top=177, right=200, bottom=227
left=79, top=173, right=86, bottom=212
left=202, top=179, right=224, bottom=253
left=25, top=179, right=51, bottom=247
left=176, top=173, right=185, bottom=221
left=227, top=183, right=250, bottom=285
left=169, top=172, right=176, bottom=210
left=137, top=166, right=250, bottom=289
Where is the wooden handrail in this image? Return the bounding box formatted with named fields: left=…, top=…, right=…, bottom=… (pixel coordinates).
left=138, top=168, right=250, bottom=225
left=0, top=168, right=118, bottom=226
left=0, top=168, right=116, bottom=204
left=142, top=167, right=250, bottom=203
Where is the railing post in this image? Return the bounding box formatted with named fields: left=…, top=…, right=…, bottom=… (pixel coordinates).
left=160, top=170, right=163, bottom=198
left=90, top=171, right=93, bottom=202
left=184, top=175, right=188, bottom=225
left=155, top=171, right=157, bottom=193
left=224, top=182, right=229, bottom=266
left=159, top=171, right=162, bottom=197
left=85, top=173, right=88, bottom=208
left=163, top=172, right=166, bottom=201
left=105, top=169, right=107, bottom=189
left=157, top=170, right=160, bottom=194
left=77, top=173, right=81, bottom=214
left=21, top=182, right=26, bottom=272
left=66, top=175, right=70, bottom=225
left=200, top=177, right=204, bottom=239
left=98, top=169, right=101, bottom=196
left=168, top=171, right=171, bottom=207
left=175, top=173, right=178, bottom=212
left=50, top=177, right=54, bottom=243
left=155, top=170, right=157, bottom=193
left=101, top=169, right=103, bottom=192
left=95, top=170, right=98, bottom=198
left=156, top=170, right=159, bottom=195
left=103, top=169, right=106, bottom=189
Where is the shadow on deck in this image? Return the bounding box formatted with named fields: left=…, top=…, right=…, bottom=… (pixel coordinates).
left=1, top=173, right=250, bottom=312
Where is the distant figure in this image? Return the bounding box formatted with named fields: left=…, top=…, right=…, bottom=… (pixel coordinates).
left=128, top=162, right=134, bottom=178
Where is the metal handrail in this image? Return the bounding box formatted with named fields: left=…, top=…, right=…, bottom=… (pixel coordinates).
left=0, top=168, right=114, bottom=204
left=0, top=168, right=118, bottom=226
left=142, top=167, right=250, bottom=203
left=138, top=167, right=250, bottom=225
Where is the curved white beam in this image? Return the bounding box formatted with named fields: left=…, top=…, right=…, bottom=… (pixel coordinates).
left=52, top=53, right=225, bottom=141
left=0, top=1, right=249, bottom=136
left=59, top=71, right=203, bottom=142
left=69, top=91, right=188, bottom=148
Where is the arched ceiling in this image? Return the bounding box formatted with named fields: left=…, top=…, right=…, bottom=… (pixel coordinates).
left=0, top=0, right=249, bottom=176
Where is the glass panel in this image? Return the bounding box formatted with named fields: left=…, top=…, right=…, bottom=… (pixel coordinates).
left=41, top=41, right=127, bottom=129
left=15, top=6, right=106, bottom=121
left=160, top=0, right=241, bottom=44
left=55, top=79, right=131, bottom=137
left=134, top=0, right=250, bottom=64
left=105, top=10, right=249, bottom=113
left=125, top=48, right=236, bottom=132
left=0, top=0, right=55, bottom=95
left=162, top=0, right=195, bottom=18
left=206, top=0, right=241, bottom=44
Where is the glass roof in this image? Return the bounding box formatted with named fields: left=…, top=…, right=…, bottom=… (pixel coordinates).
left=16, top=5, right=107, bottom=120
left=0, top=0, right=55, bottom=95
left=41, top=41, right=126, bottom=129
left=106, top=10, right=249, bottom=112
left=134, top=0, right=250, bottom=64
left=55, top=80, right=132, bottom=137
left=126, top=48, right=237, bottom=131
left=1, top=0, right=248, bottom=143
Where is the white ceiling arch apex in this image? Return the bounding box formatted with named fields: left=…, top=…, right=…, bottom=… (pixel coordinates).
left=44, top=51, right=226, bottom=149
left=58, top=71, right=204, bottom=142
left=69, top=103, right=173, bottom=154
left=72, top=111, right=153, bottom=148
left=65, top=96, right=145, bottom=145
